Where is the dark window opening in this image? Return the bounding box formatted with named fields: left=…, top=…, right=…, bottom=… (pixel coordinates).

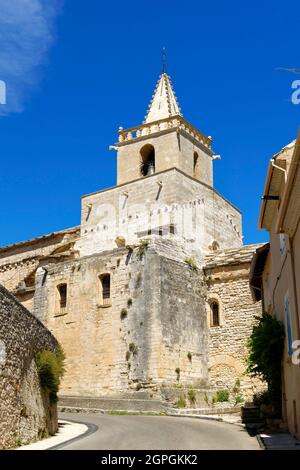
left=140, top=144, right=155, bottom=176
left=100, top=274, right=111, bottom=305
left=193, top=152, right=199, bottom=178
left=158, top=227, right=163, bottom=236
left=170, top=224, right=175, bottom=235
left=211, top=301, right=220, bottom=327
left=57, top=284, right=67, bottom=312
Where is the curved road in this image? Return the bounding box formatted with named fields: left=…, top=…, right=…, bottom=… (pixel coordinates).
left=57, top=413, right=260, bottom=450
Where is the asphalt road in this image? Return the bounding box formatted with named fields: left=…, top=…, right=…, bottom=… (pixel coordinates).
left=57, top=413, right=260, bottom=450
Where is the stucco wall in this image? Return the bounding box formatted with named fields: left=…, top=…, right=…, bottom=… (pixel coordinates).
left=0, top=285, right=58, bottom=449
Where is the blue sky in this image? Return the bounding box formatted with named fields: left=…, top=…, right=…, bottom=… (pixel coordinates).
left=0, top=0, right=299, bottom=247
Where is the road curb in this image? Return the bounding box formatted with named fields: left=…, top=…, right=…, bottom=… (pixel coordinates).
left=48, top=419, right=98, bottom=450
left=256, top=434, right=266, bottom=450
left=17, top=419, right=97, bottom=451
left=167, top=413, right=223, bottom=422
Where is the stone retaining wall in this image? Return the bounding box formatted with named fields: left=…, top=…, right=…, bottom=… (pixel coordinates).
left=0, top=284, right=58, bottom=449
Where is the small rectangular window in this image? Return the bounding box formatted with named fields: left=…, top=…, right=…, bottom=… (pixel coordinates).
left=100, top=274, right=111, bottom=306
left=211, top=301, right=220, bottom=327
left=57, top=284, right=67, bottom=314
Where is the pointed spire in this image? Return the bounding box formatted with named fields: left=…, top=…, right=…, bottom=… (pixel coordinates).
left=144, top=72, right=182, bottom=124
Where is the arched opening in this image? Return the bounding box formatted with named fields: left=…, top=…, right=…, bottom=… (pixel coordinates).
left=210, top=301, right=220, bottom=327
left=193, top=152, right=199, bottom=179
left=57, top=283, right=67, bottom=314
left=211, top=240, right=220, bottom=251
left=99, top=273, right=111, bottom=306
left=140, top=144, right=155, bottom=176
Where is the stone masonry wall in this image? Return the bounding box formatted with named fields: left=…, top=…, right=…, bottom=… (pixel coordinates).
left=204, top=261, right=264, bottom=401
left=117, top=128, right=213, bottom=186
left=0, top=228, right=79, bottom=312
left=78, top=169, right=242, bottom=259
left=0, top=285, right=58, bottom=449
left=34, top=239, right=208, bottom=398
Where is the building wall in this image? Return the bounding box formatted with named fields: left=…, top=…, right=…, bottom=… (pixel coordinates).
left=0, top=228, right=79, bottom=311
left=0, top=228, right=80, bottom=314
left=260, top=227, right=300, bottom=438
left=290, top=223, right=300, bottom=438
left=0, top=285, right=58, bottom=449
left=204, top=262, right=264, bottom=400
left=117, top=129, right=212, bottom=186
left=33, top=240, right=208, bottom=397
left=78, top=169, right=242, bottom=258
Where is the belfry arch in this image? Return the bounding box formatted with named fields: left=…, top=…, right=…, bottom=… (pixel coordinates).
left=140, top=144, right=155, bottom=176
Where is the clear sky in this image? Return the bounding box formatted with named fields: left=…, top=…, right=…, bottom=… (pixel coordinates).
left=0, top=0, right=299, bottom=247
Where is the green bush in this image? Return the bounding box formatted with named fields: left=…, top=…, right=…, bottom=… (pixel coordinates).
left=187, top=352, right=192, bottom=362
left=127, top=298, right=133, bottom=307
left=234, top=394, right=244, bottom=405
left=232, top=378, right=241, bottom=394
left=129, top=343, right=138, bottom=356
left=247, top=313, right=284, bottom=411
left=176, top=396, right=187, bottom=408
left=120, top=308, right=128, bottom=320
left=253, top=390, right=272, bottom=407
left=184, top=257, right=198, bottom=272
left=175, top=367, right=180, bottom=381
left=137, top=240, right=149, bottom=258
left=35, top=346, right=65, bottom=403
left=188, top=389, right=196, bottom=404
left=212, top=389, right=229, bottom=403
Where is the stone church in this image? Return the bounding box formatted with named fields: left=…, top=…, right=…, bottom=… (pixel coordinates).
left=0, top=70, right=262, bottom=409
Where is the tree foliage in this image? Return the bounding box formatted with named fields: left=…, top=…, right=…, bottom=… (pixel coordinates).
left=247, top=313, right=284, bottom=408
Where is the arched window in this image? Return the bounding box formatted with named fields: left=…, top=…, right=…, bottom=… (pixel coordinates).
left=99, top=273, right=111, bottom=306
left=193, top=152, right=199, bottom=179
left=140, top=144, right=155, bottom=176
left=57, top=283, right=67, bottom=314
left=211, top=301, right=220, bottom=327
left=211, top=240, right=220, bottom=251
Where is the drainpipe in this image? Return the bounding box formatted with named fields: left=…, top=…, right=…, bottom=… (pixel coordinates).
left=270, top=158, right=287, bottom=182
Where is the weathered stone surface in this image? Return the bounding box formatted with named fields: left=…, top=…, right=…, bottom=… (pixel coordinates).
left=0, top=70, right=266, bottom=412
left=33, top=240, right=208, bottom=397
left=204, top=246, right=265, bottom=400
left=0, top=285, right=58, bottom=449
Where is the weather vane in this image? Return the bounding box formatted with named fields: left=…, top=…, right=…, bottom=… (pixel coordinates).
left=162, top=47, right=167, bottom=73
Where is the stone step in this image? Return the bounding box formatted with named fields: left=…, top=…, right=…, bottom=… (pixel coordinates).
left=58, top=395, right=167, bottom=413
left=168, top=407, right=241, bottom=416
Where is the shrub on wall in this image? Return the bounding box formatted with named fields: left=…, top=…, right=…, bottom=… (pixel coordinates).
left=212, top=389, right=229, bottom=403
left=247, top=313, right=284, bottom=413
left=35, top=345, right=65, bottom=404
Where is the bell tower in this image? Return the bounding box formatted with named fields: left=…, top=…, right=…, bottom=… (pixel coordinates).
left=113, top=71, right=214, bottom=187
